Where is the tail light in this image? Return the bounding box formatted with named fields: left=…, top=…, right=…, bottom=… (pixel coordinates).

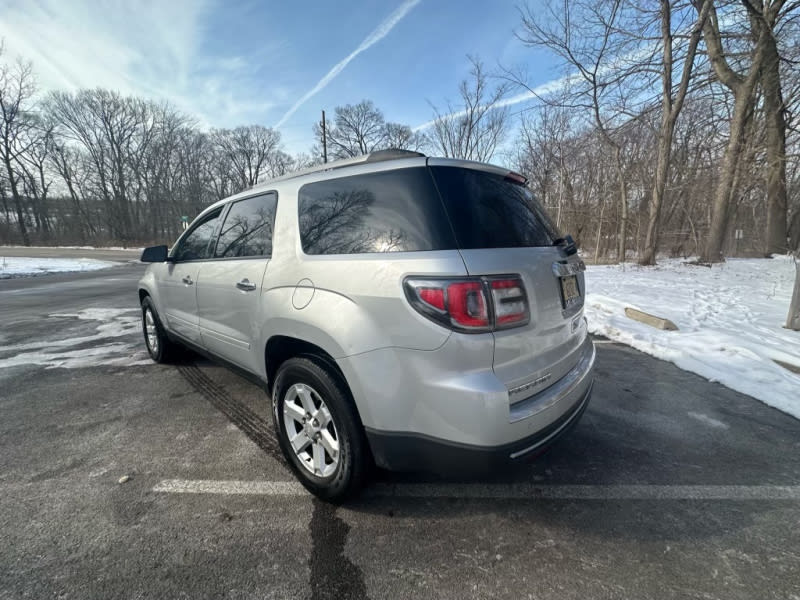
left=404, top=275, right=529, bottom=333
left=489, top=278, right=528, bottom=327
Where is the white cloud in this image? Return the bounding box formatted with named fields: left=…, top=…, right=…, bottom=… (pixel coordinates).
left=0, top=0, right=272, bottom=127
left=274, top=0, right=422, bottom=129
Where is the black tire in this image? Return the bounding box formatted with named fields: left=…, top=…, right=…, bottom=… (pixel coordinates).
left=271, top=357, right=368, bottom=502
left=141, top=296, right=178, bottom=363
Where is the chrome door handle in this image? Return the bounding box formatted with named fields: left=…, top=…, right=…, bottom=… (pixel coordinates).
left=182, top=275, right=193, bottom=285
left=236, top=279, right=257, bottom=292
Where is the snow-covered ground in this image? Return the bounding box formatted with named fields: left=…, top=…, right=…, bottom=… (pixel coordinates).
left=1, top=245, right=141, bottom=251
left=585, top=256, right=800, bottom=419
left=0, top=308, right=149, bottom=369
left=0, top=257, right=118, bottom=278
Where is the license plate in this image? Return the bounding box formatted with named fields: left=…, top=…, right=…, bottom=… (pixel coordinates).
left=560, top=275, right=580, bottom=309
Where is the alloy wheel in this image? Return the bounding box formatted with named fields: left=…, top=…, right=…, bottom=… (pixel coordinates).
left=144, top=308, right=158, bottom=354
left=282, top=383, right=340, bottom=477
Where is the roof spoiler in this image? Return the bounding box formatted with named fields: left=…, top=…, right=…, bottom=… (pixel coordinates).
left=252, top=149, right=426, bottom=189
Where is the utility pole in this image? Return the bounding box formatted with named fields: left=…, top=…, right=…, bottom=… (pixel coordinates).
left=321, top=110, right=328, bottom=164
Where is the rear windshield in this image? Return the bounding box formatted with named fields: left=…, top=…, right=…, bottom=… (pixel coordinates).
left=298, top=168, right=456, bottom=254
left=430, top=166, right=560, bottom=249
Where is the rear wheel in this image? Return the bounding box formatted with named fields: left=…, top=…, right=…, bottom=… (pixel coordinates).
left=272, top=357, right=367, bottom=502
left=141, top=296, right=177, bottom=363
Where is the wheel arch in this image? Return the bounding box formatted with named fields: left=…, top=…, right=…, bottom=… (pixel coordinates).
left=264, top=333, right=372, bottom=431
left=265, top=335, right=345, bottom=392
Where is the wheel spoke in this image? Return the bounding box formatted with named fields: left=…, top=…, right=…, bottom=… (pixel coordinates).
left=319, top=430, right=338, bottom=458
left=316, top=405, right=333, bottom=427
left=297, top=386, right=316, bottom=414
left=313, top=442, right=327, bottom=474
left=283, top=401, right=306, bottom=424
left=290, top=431, right=312, bottom=453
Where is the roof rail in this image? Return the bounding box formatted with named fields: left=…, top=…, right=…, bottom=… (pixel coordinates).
left=364, top=149, right=425, bottom=162
left=251, top=149, right=426, bottom=189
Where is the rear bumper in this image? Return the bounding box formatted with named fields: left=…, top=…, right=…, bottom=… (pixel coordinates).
left=338, top=335, right=595, bottom=474
left=365, top=380, right=592, bottom=474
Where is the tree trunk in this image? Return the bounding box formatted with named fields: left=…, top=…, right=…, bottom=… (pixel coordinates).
left=786, top=258, right=800, bottom=330
left=641, top=128, right=673, bottom=265
left=640, top=0, right=707, bottom=265
left=3, top=158, right=30, bottom=246
left=613, top=145, right=628, bottom=263
left=761, top=28, right=788, bottom=256
left=700, top=88, right=756, bottom=263
left=594, top=194, right=606, bottom=264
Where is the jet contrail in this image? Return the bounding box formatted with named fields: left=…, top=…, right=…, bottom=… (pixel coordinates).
left=413, top=6, right=721, bottom=133
left=412, top=74, right=578, bottom=132
left=274, top=0, right=422, bottom=129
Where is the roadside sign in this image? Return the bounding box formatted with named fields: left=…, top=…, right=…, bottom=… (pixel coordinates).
left=181, top=215, right=189, bottom=231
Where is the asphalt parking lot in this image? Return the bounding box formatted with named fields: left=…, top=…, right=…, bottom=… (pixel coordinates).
left=1, top=261, right=799, bottom=600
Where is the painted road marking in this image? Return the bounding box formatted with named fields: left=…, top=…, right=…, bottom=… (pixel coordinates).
left=153, top=479, right=800, bottom=500
left=154, top=479, right=305, bottom=495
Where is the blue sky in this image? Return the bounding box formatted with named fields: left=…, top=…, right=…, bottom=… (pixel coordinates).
left=0, top=0, right=558, bottom=154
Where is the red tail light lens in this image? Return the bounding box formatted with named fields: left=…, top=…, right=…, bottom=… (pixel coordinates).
left=418, top=287, right=445, bottom=311
left=446, top=281, right=489, bottom=328
left=404, top=275, right=529, bottom=333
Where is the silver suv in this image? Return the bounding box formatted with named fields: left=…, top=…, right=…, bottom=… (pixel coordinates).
left=138, top=150, right=594, bottom=501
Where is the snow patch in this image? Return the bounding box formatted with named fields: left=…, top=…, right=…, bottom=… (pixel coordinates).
left=1, top=245, right=142, bottom=251
left=687, top=412, right=729, bottom=430
left=585, top=257, right=800, bottom=420
left=0, top=308, right=150, bottom=370
left=0, top=257, right=118, bottom=279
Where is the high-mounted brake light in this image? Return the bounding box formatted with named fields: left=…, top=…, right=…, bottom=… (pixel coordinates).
left=404, top=275, right=529, bottom=333
left=505, top=171, right=528, bottom=185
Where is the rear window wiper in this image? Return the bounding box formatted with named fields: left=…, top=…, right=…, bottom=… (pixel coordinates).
left=553, top=235, right=578, bottom=256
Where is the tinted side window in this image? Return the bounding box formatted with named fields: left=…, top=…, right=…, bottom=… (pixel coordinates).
left=430, top=167, right=560, bottom=249
left=173, top=209, right=222, bottom=261
left=298, top=168, right=456, bottom=255
left=215, top=193, right=278, bottom=258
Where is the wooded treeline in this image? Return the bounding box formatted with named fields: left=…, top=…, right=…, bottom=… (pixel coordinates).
left=1, top=0, right=798, bottom=264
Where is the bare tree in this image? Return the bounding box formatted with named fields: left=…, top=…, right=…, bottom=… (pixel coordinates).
left=695, top=0, right=770, bottom=262
left=516, top=105, right=575, bottom=231
left=640, top=0, right=711, bottom=265
left=314, top=100, right=388, bottom=159
left=213, top=125, right=282, bottom=193
left=751, top=0, right=797, bottom=255
left=428, top=57, right=509, bottom=163
left=517, top=0, right=636, bottom=262
left=0, top=47, right=36, bottom=245
left=384, top=122, right=426, bottom=152
left=16, top=114, right=55, bottom=239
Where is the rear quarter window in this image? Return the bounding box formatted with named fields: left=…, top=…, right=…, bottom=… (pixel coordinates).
left=297, top=168, right=457, bottom=255
left=215, top=193, right=278, bottom=258
left=430, top=166, right=560, bottom=249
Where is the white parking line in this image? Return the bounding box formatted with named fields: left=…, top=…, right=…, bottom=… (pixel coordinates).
left=152, top=479, right=800, bottom=500
left=154, top=479, right=306, bottom=495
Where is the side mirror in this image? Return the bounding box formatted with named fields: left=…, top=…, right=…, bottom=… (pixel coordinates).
left=140, top=245, right=169, bottom=263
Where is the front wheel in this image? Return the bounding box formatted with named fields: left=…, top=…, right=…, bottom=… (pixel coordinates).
left=272, top=357, right=368, bottom=502
left=141, top=296, right=177, bottom=363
